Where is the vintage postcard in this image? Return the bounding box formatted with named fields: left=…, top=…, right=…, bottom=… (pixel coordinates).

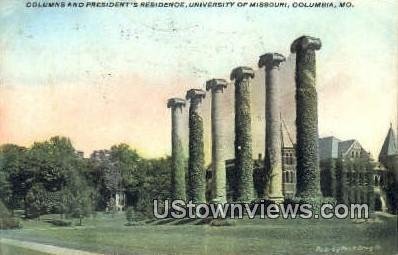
left=0, top=0, right=397, bottom=254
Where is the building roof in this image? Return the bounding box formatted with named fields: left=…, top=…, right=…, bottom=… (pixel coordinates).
left=338, top=139, right=356, bottom=156
left=319, top=136, right=368, bottom=160
left=379, top=126, right=398, bottom=159
left=373, top=161, right=387, bottom=172
left=281, top=117, right=295, bottom=148
left=319, top=136, right=341, bottom=160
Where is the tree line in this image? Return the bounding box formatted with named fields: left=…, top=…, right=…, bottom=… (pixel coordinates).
left=0, top=136, right=171, bottom=220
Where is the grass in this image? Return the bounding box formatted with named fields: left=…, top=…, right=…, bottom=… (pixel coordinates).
left=0, top=243, right=50, bottom=255
left=0, top=213, right=397, bottom=255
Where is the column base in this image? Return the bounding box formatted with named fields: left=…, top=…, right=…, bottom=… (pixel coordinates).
left=210, top=197, right=227, bottom=204
left=266, top=195, right=285, bottom=204
left=291, top=196, right=336, bottom=212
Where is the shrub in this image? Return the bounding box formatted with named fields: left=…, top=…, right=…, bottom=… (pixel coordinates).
left=210, top=219, right=236, bottom=227
left=125, top=221, right=143, bottom=226
left=0, top=201, right=21, bottom=229
left=288, top=196, right=337, bottom=213
left=47, top=219, right=72, bottom=227
left=125, top=207, right=134, bottom=224
left=0, top=217, right=21, bottom=229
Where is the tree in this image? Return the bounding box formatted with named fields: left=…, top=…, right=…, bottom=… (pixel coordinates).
left=0, top=144, right=29, bottom=212
left=89, top=150, right=122, bottom=210
left=23, top=136, right=92, bottom=216
left=0, top=171, right=11, bottom=209
left=62, top=168, right=95, bottom=225
left=89, top=144, right=171, bottom=215
left=25, top=184, right=46, bottom=219
left=136, top=157, right=171, bottom=214
left=110, top=144, right=142, bottom=207
left=0, top=137, right=173, bottom=219
left=27, top=137, right=77, bottom=192
left=125, top=207, right=134, bottom=224
left=0, top=200, right=20, bottom=229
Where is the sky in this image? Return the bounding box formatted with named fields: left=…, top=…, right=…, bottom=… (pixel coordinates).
left=0, top=0, right=397, bottom=161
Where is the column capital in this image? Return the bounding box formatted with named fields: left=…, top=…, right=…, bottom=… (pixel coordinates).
left=186, top=89, right=206, bottom=102
left=167, top=98, right=186, bottom=108
left=258, top=53, right=286, bottom=69
left=206, top=78, right=228, bottom=92
left=230, top=66, right=255, bottom=82
left=290, top=35, right=322, bottom=53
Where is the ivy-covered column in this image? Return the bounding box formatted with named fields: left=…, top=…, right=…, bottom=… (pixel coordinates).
left=290, top=36, right=322, bottom=198
left=231, top=67, right=255, bottom=202
left=206, top=79, right=228, bottom=203
left=167, top=98, right=187, bottom=201
left=186, top=89, right=206, bottom=203
left=258, top=53, right=285, bottom=202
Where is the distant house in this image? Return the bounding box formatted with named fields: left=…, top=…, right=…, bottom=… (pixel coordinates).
left=205, top=123, right=397, bottom=211
left=319, top=137, right=374, bottom=207
left=319, top=137, right=369, bottom=161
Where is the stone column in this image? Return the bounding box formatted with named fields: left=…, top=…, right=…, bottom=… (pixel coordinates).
left=206, top=79, right=228, bottom=203
left=186, top=89, right=206, bottom=203
left=231, top=67, right=255, bottom=202
left=167, top=98, right=187, bottom=201
left=290, top=36, right=322, bottom=198
left=258, top=53, right=285, bottom=202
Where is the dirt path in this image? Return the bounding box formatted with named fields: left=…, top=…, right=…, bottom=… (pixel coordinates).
left=0, top=238, right=104, bottom=255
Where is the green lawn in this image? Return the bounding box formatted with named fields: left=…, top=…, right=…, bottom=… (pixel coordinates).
left=0, top=213, right=397, bottom=255
left=0, top=243, right=50, bottom=255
